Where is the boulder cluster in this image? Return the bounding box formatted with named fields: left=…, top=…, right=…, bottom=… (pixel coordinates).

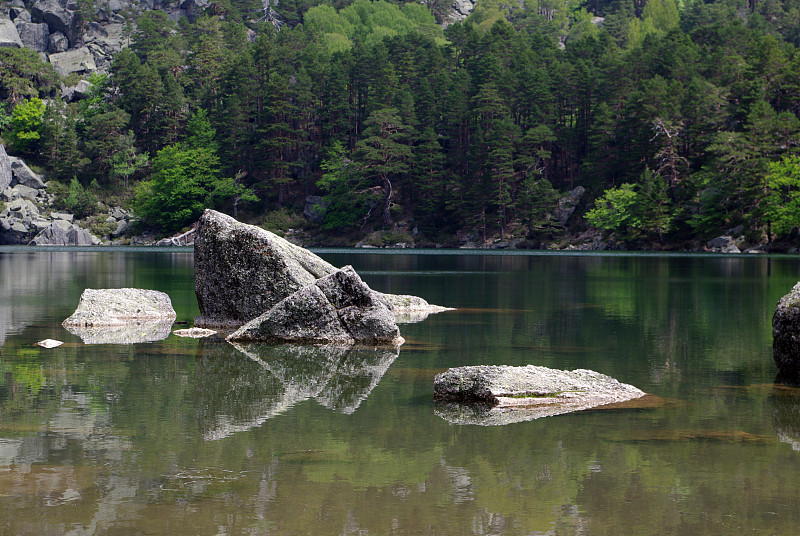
left=0, top=145, right=134, bottom=245
left=194, top=209, right=445, bottom=345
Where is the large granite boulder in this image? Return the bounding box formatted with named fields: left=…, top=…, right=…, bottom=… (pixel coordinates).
left=194, top=209, right=338, bottom=328
left=0, top=145, right=11, bottom=193
left=9, top=157, right=45, bottom=189
left=553, top=186, right=585, bottom=227
left=30, top=220, right=98, bottom=245
left=227, top=266, right=403, bottom=346
left=434, top=365, right=645, bottom=425
left=773, top=282, right=800, bottom=373
left=194, top=209, right=450, bottom=328
left=0, top=19, right=24, bottom=48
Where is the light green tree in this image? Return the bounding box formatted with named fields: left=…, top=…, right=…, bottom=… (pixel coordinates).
left=8, top=97, right=46, bottom=154
left=764, top=155, right=800, bottom=239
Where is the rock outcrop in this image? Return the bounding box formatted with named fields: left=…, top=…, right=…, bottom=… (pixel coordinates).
left=773, top=282, right=800, bottom=373
left=227, top=266, right=403, bottom=346
left=194, top=209, right=337, bottom=328
left=0, top=145, right=11, bottom=193
left=194, top=209, right=448, bottom=329
left=433, top=365, right=645, bottom=425
left=63, top=288, right=176, bottom=327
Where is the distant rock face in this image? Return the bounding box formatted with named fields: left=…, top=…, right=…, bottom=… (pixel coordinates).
left=194, top=209, right=337, bottom=328
left=554, top=186, right=585, bottom=227
left=773, top=282, right=800, bottom=373
left=31, top=0, right=80, bottom=47
left=434, top=365, right=645, bottom=425
left=0, top=19, right=24, bottom=48
left=228, top=266, right=403, bottom=346
left=49, top=46, right=97, bottom=76
left=15, top=20, right=49, bottom=52
left=63, top=288, right=177, bottom=327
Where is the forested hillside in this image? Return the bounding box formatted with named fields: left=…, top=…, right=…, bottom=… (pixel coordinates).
left=2, top=0, right=799, bottom=249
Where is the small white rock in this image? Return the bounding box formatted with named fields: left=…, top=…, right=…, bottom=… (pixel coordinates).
left=36, top=339, right=63, bottom=348
left=173, top=327, right=217, bottom=338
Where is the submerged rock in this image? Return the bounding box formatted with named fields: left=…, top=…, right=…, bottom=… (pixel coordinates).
left=194, top=209, right=449, bottom=329
left=36, top=338, right=63, bottom=348
left=227, top=266, right=403, bottom=346
left=773, top=282, right=800, bottom=373
left=434, top=365, right=645, bottom=425
left=63, top=288, right=176, bottom=327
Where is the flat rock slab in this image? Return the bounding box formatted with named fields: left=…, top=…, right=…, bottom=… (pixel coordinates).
left=774, top=282, right=800, bottom=373
left=434, top=365, right=646, bottom=425
left=62, top=288, right=176, bottom=327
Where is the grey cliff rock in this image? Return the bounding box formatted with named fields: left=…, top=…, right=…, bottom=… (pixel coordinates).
left=773, top=282, right=800, bottom=373
left=0, top=145, right=12, bottom=193
left=434, top=365, right=645, bottom=425
left=14, top=20, right=49, bottom=52
left=0, top=19, right=23, bottom=47
left=554, top=186, right=585, bottom=227
left=49, top=46, right=97, bottom=76
left=31, top=0, right=79, bottom=47
left=9, top=157, right=45, bottom=189
left=227, top=266, right=403, bottom=346
left=62, top=288, right=177, bottom=327
left=30, top=220, right=99, bottom=246
left=194, top=209, right=450, bottom=329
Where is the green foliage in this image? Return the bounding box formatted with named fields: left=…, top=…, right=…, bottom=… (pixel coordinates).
left=317, top=141, right=371, bottom=231
left=63, top=178, right=99, bottom=218
left=133, top=110, right=253, bottom=231
left=764, top=155, right=800, bottom=238
left=585, top=183, right=640, bottom=232
left=261, top=208, right=306, bottom=235
left=8, top=98, right=46, bottom=154
left=0, top=48, right=59, bottom=103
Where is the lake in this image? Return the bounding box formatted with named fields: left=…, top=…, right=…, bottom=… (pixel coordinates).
left=2, top=247, right=800, bottom=535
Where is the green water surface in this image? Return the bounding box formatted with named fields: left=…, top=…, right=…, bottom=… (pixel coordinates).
left=1, top=248, right=799, bottom=535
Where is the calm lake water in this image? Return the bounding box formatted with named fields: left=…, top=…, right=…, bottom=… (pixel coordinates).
left=2, top=247, right=800, bottom=535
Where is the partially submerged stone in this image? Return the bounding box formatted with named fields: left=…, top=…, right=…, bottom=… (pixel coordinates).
left=227, top=266, right=403, bottom=346
left=434, top=365, right=645, bottom=425
left=63, top=288, right=176, bottom=327
left=173, top=327, right=217, bottom=338
left=36, top=338, right=63, bottom=348
left=194, top=209, right=449, bottom=328
left=773, top=282, right=800, bottom=373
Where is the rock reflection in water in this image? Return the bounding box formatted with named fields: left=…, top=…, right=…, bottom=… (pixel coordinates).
left=63, top=320, right=174, bottom=344
left=773, top=376, right=800, bottom=450
left=195, top=340, right=399, bottom=440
